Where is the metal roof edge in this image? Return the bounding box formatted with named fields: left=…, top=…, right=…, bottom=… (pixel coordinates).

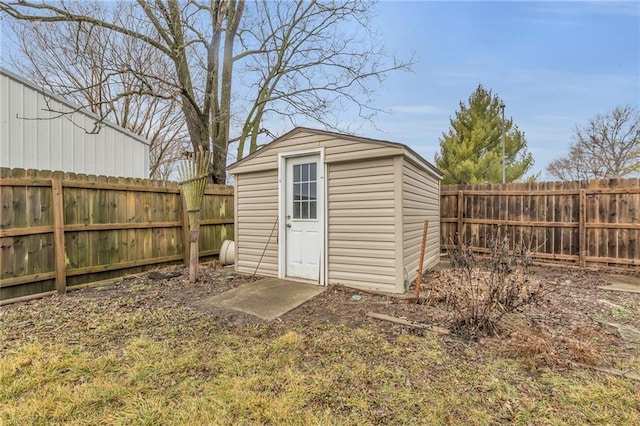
left=1, top=67, right=151, bottom=146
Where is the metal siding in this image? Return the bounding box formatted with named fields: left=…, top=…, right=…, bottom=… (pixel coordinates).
left=0, top=75, right=9, bottom=164
left=235, top=169, right=280, bottom=276
left=128, top=136, right=139, bottom=177
left=327, top=157, right=399, bottom=292
left=24, top=84, right=38, bottom=168
left=73, top=120, right=85, bottom=173
left=50, top=116, right=61, bottom=170
left=105, top=129, right=116, bottom=176
left=7, top=76, right=24, bottom=166
left=36, top=97, right=51, bottom=170
left=61, top=114, right=74, bottom=171
left=95, top=126, right=107, bottom=176
left=144, top=144, right=150, bottom=175
left=402, top=158, right=441, bottom=284
left=113, top=132, right=124, bottom=177
left=0, top=71, right=149, bottom=178
left=85, top=119, right=98, bottom=175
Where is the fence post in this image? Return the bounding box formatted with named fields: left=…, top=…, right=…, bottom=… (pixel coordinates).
left=180, top=189, right=190, bottom=268
left=51, top=177, right=67, bottom=294
left=457, top=190, right=464, bottom=251
left=579, top=189, right=586, bottom=267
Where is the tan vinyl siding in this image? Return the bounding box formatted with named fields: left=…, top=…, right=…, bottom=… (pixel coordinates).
left=235, top=169, right=279, bottom=276
left=229, top=130, right=403, bottom=174
left=327, top=157, right=399, bottom=291
left=402, top=159, right=440, bottom=284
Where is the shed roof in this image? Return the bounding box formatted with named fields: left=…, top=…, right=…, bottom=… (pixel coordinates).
left=227, top=127, right=443, bottom=179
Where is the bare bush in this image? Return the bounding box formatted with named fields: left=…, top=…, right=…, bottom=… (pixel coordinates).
left=505, top=324, right=560, bottom=371
left=445, top=229, right=546, bottom=339
left=503, top=324, right=607, bottom=371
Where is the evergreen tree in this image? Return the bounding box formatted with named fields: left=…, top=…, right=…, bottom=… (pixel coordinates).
left=435, top=85, right=535, bottom=184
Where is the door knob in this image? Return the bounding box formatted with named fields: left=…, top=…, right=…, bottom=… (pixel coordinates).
left=286, top=223, right=292, bottom=228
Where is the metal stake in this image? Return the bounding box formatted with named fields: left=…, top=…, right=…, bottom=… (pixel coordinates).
left=500, top=102, right=506, bottom=184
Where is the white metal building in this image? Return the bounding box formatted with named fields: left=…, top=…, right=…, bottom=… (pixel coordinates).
left=227, top=127, right=443, bottom=294
left=0, top=67, right=149, bottom=178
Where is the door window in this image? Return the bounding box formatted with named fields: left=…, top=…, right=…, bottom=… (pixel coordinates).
left=292, top=162, right=317, bottom=219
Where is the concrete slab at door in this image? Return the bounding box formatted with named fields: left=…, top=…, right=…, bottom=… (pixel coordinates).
left=201, top=277, right=326, bottom=321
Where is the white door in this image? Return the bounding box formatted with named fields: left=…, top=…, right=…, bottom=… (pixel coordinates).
left=285, top=155, right=322, bottom=281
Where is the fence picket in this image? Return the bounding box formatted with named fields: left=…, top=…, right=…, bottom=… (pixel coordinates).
left=441, top=178, right=639, bottom=269
left=0, top=167, right=233, bottom=302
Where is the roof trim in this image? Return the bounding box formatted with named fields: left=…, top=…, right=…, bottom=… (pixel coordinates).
left=1, top=67, right=150, bottom=146
left=227, top=126, right=443, bottom=178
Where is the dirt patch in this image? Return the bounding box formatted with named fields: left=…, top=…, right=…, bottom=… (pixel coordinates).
left=3, top=261, right=639, bottom=371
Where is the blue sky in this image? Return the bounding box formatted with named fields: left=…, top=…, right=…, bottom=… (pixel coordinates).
left=353, top=0, right=639, bottom=179
left=1, top=1, right=637, bottom=180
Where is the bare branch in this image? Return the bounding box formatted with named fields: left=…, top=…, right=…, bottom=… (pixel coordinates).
left=0, top=0, right=173, bottom=55
left=547, top=106, right=640, bottom=181
left=2, top=0, right=412, bottom=183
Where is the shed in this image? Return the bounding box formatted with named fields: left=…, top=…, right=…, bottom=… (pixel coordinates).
left=0, top=67, right=150, bottom=178
left=227, top=127, right=443, bottom=294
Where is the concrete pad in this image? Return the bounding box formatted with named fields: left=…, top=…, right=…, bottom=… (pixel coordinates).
left=201, top=277, right=325, bottom=321
left=599, top=274, right=640, bottom=294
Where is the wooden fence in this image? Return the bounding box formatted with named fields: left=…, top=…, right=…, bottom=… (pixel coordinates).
left=441, top=178, right=640, bottom=269
left=0, top=167, right=233, bottom=302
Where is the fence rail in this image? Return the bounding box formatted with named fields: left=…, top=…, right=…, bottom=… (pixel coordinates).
left=3, top=170, right=637, bottom=302
left=440, top=178, right=640, bottom=269
left=0, top=167, right=233, bottom=302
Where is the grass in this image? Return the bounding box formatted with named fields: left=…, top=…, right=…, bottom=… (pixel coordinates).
left=594, top=305, right=633, bottom=326
left=2, top=294, right=639, bottom=425
left=610, top=306, right=633, bottom=321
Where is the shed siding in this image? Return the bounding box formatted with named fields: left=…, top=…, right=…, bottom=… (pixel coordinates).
left=327, top=157, right=399, bottom=291
left=235, top=169, right=279, bottom=276
left=1, top=69, right=149, bottom=178
left=230, top=130, right=403, bottom=174
left=402, top=159, right=441, bottom=284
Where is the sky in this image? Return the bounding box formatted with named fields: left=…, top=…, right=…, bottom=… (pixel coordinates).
left=1, top=1, right=637, bottom=180
left=349, top=0, right=639, bottom=179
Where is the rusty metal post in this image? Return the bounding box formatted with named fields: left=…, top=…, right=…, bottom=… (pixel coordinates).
left=415, top=219, right=429, bottom=301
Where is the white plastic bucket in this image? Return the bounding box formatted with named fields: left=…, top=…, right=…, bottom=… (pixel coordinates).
left=219, top=240, right=235, bottom=265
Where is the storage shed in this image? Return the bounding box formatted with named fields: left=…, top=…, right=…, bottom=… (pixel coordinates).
left=227, top=127, right=443, bottom=294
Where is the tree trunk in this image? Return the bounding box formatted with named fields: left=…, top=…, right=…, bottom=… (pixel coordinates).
left=182, top=100, right=210, bottom=153
left=211, top=0, right=243, bottom=184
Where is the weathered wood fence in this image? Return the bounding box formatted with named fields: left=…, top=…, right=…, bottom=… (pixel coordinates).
left=0, top=168, right=233, bottom=302
left=441, top=178, right=640, bottom=269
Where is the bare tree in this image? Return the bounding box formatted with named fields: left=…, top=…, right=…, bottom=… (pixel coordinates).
left=234, top=1, right=412, bottom=158
left=1, top=0, right=411, bottom=183
left=6, top=1, right=187, bottom=180
left=547, top=106, right=640, bottom=181
left=1, top=0, right=241, bottom=183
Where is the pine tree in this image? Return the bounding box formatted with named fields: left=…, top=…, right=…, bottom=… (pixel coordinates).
left=435, top=85, right=535, bottom=184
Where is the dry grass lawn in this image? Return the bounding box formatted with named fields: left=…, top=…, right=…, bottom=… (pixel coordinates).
left=1, top=265, right=639, bottom=425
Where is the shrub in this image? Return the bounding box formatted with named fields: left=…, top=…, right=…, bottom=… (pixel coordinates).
left=445, top=229, right=546, bottom=339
